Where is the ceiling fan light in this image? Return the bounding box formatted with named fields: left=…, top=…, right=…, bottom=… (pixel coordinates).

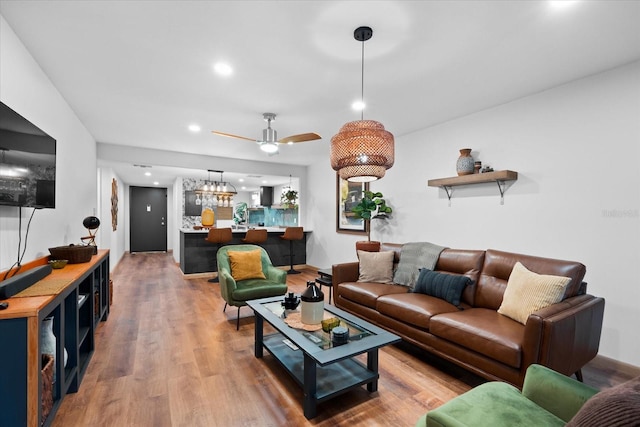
left=260, top=141, right=279, bottom=154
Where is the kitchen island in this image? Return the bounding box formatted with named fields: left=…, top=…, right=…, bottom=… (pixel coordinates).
left=179, top=228, right=311, bottom=275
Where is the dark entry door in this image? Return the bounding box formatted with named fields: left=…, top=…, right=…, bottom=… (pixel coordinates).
left=130, top=186, right=167, bottom=252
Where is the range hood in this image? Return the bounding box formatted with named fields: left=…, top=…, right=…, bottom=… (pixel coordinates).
left=259, top=186, right=273, bottom=207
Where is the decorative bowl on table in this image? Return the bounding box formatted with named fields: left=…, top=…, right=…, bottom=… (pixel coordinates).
left=48, top=259, right=68, bottom=269
left=49, top=245, right=94, bottom=264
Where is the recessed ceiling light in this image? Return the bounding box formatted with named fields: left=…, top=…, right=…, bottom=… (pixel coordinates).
left=549, top=0, right=579, bottom=9
left=213, top=62, right=233, bottom=77
left=145, top=172, right=151, bottom=176
left=153, top=181, right=159, bottom=186
left=239, top=178, right=244, bottom=182
left=188, top=124, right=201, bottom=133
left=352, top=100, right=366, bottom=111
left=241, top=186, right=246, bottom=190
left=262, top=180, right=268, bottom=184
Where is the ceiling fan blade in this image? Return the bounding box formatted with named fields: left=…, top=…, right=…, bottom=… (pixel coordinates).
left=278, top=132, right=322, bottom=144
left=211, top=131, right=256, bottom=142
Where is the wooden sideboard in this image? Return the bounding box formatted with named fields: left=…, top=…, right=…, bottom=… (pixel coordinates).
left=0, top=250, right=110, bottom=426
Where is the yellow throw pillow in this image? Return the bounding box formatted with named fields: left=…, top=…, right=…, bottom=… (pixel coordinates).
left=228, top=249, right=266, bottom=281
left=498, top=262, right=571, bottom=325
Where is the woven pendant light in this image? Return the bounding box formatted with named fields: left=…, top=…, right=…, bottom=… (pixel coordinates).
left=331, top=26, right=394, bottom=182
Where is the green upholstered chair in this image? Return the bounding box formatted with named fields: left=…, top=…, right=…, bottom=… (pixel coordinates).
left=217, top=244, right=288, bottom=330
left=417, top=364, right=599, bottom=427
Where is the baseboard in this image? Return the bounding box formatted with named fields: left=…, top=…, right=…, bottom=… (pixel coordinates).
left=591, top=354, right=640, bottom=376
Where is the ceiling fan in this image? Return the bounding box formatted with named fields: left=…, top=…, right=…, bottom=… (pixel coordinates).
left=212, top=112, right=321, bottom=154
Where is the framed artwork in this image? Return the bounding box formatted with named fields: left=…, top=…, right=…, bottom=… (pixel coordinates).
left=336, top=174, right=369, bottom=234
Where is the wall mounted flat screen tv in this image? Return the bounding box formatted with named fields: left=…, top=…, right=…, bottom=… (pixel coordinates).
left=0, top=101, right=56, bottom=209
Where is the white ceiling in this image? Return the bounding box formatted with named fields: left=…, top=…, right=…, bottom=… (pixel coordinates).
left=1, top=1, right=639, bottom=188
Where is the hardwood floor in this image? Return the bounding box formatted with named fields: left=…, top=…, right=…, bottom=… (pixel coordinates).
left=52, top=252, right=638, bottom=426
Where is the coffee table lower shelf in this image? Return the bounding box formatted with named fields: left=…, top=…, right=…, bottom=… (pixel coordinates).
left=264, top=333, right=378, bottom=404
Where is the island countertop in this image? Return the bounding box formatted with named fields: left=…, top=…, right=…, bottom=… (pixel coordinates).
left=180, top=227, right=312, bottom=234
left=179, top=228, right=311, bottom=275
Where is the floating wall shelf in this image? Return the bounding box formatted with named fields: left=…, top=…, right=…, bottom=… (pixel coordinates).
left=428, top=170, right=518, bottom=204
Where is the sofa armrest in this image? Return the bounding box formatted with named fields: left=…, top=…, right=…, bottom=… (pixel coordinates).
left=522, top=364, right=599, bottom=422
left=332, top=262, right=360, bottom=285
left=523, top=294, right=605, bottom=377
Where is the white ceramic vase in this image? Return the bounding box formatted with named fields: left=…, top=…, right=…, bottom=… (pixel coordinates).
left=41, top=317, right=68, bottom=383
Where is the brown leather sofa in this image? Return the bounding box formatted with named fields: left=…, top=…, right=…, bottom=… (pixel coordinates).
left=332, top=243, right=605, bottom=388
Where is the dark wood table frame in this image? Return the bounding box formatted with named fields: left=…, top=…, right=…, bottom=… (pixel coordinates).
left=248, top=296, right=400, bottom=419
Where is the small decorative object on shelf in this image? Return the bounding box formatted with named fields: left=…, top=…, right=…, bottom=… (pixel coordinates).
left=481, top=166, right=494, bottom=173
left=40, top=317, right=68, bottom=384
left=81, top=216, right=100, bottom=254
left=456, top=148, right=475, bottom=176
left=48, top=259, right=68, bottom=269
left=474, top=161, right=482, bottom=174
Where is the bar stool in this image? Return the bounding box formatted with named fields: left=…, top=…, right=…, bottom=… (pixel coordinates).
left=242, top=229, right=268, bottom=246
left=280, top=227, right=304, bottom=274
left=205, top=227, right=233, bottom=283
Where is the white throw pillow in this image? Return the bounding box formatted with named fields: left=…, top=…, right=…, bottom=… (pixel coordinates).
left=357, top=250, right=395, bottom=284
left=498, top=262, right=571, bottom=325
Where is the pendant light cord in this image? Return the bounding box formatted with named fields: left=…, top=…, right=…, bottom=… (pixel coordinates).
left=360, top=38, right=365, bottom=121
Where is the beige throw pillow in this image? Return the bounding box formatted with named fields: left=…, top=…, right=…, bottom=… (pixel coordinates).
left=357, top=250, right=394, bottom=284
left=498, top=262, right=571, bottom=325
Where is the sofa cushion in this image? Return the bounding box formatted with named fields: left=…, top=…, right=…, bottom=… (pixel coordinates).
left=498, top=262, right=571, bottom=325
left=413, top=269, right=472, bottom=307
left=475, top=249, right=586, bottom=310
left=425, top=381, right=566, bottom=427
left=566, top=375, right=640, bottom=427
left=357, top=250, right=394, bottom=284
left=338, top=282, right=408, bottom=309
left=377, top=293, right=460, bottom=330
left=231, top=279, right=288, bottom=301
left=227, top=249, right=266, bottom=281
left=435, top=249, right=486, bottom=306
left=430, top=308, right=524, bottom=368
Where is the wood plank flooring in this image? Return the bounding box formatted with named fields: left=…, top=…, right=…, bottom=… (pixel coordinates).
left=52, top=252, right=639, bottom=426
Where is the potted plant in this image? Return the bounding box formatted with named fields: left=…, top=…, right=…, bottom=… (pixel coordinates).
left=352, top=190, right=392, bottom=252
left=281, top=189, right=299, bottom=209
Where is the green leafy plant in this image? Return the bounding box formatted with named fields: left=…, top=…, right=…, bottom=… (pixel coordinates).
left=352, top=190, right=392, bottom=241
left=280, top=189, right=298, bottom=209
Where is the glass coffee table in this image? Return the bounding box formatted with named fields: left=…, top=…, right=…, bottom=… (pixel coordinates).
left=247, top=296, right=400, bottom=419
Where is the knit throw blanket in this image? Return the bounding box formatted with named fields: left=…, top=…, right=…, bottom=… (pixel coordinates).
left=392, top=242, right=447, bottom=288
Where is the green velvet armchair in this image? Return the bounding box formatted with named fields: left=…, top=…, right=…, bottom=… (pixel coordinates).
left=418, top=364, right=599, bottom=427
left=217, top=244, right=288, bottom=329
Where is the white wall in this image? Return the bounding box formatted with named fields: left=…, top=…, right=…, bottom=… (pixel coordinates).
left=307, top=61, right=640, bottom=367
left=0, top=16, right=98, bottom=271
left=97, top=167, right=126, bottom=267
